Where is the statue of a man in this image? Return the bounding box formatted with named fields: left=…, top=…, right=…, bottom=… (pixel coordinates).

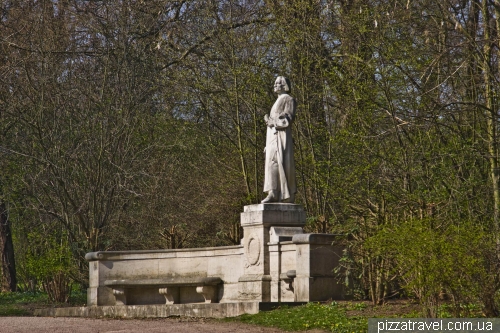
left=262, top=76, right=297, bottom=203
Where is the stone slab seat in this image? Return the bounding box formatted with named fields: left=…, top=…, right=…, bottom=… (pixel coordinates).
left=104, top=277, right=223, bottom=305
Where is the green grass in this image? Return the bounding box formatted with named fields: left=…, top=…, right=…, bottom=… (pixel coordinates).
left=0, top=288, right=86, bottom=316
left=0, top=291, right=49, bottom=316
left=227, top=302, right=367, bottom=332
left=227, top=300, right=488, bottom=332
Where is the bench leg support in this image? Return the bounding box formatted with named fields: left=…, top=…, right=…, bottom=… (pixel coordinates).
left=196, top=285, right=217, bottom=303
left=159, top=287, right=179, bottom=304
left=112, top=288, right=127, bottom=305
left=282, top=278, right=294, bottom=292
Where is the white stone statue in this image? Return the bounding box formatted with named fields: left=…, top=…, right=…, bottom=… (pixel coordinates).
left=262, top=76, right=297, bottom=203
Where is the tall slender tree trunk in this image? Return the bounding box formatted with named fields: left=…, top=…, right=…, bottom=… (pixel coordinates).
left=480, top=0, right=500, bottom=317
left=481, top=0, right=500, bottom=235
left=0, top=200, right=17, bottom=292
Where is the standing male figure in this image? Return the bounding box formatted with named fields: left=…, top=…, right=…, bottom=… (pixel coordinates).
left=262, top=76, right=297, bottom=203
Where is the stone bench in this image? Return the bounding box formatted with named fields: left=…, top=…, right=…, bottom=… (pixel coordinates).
left=104, top=277, right=223, bottom=305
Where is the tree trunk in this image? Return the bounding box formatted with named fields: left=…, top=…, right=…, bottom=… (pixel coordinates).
left=0, top=200, right=17, bottom=292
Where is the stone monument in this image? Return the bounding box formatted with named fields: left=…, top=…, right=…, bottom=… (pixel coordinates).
left=34, top=77, right=346, bottom=319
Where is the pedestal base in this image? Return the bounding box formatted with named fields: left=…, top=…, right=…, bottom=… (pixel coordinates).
left=238, top=275, right=272, bottom=302
left=239, top=204, right=306, bottom=303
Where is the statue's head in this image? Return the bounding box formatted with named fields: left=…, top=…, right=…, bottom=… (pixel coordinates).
left=274, top=76, right=291, bottom=94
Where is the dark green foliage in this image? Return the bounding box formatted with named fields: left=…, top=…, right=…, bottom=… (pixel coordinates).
left=366, top=220, right=498, bottom=317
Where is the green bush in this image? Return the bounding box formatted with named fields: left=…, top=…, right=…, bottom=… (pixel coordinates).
left=22, top=233, right=74, bottom=303
left=366, top=220, right=498, bottom=317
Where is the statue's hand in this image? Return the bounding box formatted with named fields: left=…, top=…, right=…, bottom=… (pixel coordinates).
left=275, top=114, right=290, bottom=130
left=264, top=114, right=274, bottom=127
left=263, top=147, right=266, bottom=153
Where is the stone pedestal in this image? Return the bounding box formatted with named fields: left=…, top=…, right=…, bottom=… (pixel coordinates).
left=238, top=204, right=305, bottom=301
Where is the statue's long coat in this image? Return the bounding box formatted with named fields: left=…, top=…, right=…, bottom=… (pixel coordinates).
left=263, top=93, right=297, bottom=200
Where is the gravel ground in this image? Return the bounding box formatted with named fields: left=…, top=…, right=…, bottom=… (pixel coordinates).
left=0, top=317, right=289, bottom=333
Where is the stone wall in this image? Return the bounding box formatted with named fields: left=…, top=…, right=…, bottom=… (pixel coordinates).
left=86, top=204, right=346, bottom=307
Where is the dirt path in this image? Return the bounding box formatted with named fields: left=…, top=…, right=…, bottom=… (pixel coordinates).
left=0, top=317, right=289, bottom=333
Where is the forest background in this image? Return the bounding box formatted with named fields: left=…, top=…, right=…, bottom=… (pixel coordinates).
left=1, top=0, right=500, bottom=318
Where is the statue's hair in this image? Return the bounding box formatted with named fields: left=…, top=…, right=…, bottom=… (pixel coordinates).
left=276, top=76, right=291, bottom=93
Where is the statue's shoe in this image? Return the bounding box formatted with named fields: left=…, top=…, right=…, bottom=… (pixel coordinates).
left=261, top=192, right=278, bottom=203
left=282, top=194, right=295, bottom=203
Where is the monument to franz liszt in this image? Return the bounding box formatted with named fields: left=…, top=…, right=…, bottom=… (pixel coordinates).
left=37, top=77, right=346, bottom=318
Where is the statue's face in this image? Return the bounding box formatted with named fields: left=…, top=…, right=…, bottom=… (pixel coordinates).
left=274, top=77, right=286, bottom=93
